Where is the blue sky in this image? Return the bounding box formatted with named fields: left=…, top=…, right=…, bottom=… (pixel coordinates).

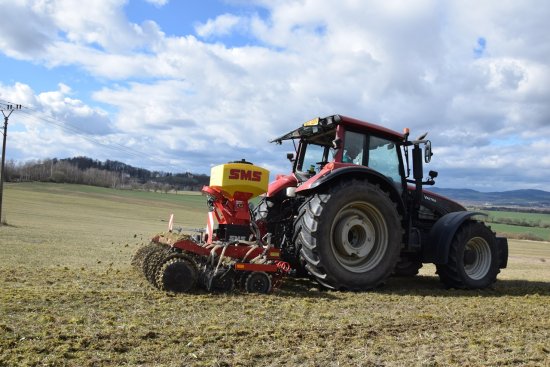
left=2, top=1, right=253, bottom=101
left=1, top=0, right=549, bottom=191
left=125, top=0, right=253, bottom=39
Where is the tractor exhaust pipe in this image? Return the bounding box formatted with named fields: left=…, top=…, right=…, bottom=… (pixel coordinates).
left=412, top=144, right=423, bottom=209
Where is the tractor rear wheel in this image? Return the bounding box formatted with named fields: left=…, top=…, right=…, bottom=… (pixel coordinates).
left=157, top=257, right=198, bottom=293
left=298, top=180, right=402, bottom=290
left=436, top=221, right=500, bottom=289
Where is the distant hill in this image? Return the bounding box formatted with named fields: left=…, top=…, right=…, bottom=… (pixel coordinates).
left=429, top=188, right=550, bottom=208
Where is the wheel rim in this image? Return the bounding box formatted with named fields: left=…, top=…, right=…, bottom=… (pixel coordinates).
left=246, top=272, right=271, bottom=293
left=463, top=237, right=492, bottom=280
left=330, top=201, right=388, bottom=273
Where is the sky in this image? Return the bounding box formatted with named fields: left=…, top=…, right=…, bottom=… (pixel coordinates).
left=0, top=0, right=549, bottom=192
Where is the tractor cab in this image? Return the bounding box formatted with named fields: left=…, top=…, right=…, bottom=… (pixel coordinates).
left=272, top=115, right=425, bottom=195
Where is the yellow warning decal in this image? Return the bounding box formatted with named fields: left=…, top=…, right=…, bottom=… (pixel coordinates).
left=303, top=117, right=319, bottom=127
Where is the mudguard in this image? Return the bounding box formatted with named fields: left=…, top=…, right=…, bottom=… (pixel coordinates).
left=295, top=165, right=405, bottom=214
left=496, top=236, right=508, bottom=268
left=425, top=211, right=487, bottom=264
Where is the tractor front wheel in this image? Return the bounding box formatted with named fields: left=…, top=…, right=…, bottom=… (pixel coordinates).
left=297, top=180, right=402, bottom=290
left=436, top=221, right=500, bottom=289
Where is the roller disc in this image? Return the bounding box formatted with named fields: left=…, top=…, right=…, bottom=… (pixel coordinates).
left=211, top=272, right=236, bottom=292
left=132, top=243, right=158, bottom=269
left=144, top=246, right=172, bottom=285
left=157, top=257, right=198, bottom=293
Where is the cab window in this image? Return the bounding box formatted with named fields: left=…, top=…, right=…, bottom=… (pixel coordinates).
left=300, top=143, right=327, bottom=173
left=343, top=131, right=366, bottom=165
left=342, top=131, right=402, bottom=183
left=368, top=136, right=401, bottom=183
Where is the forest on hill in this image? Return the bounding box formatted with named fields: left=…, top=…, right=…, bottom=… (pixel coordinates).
left=3, top=157, right=210, bottom=192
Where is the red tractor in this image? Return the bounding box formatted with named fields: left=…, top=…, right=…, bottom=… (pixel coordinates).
left=136, top=114, right=508, bottom=292
left=254, top=114, right=508, bottom=290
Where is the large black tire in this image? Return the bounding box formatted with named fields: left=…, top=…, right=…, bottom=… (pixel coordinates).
left=436, top=221, right=500, bottom=289
left=298, top=180, right=403, bottom=290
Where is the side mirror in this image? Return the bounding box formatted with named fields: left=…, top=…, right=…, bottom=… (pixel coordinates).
left=424, top=141, right=433, bottom=163
left=286, top=152, right=295, bottom=162
left=332, top=138, right=342, bottom=149
left=426, top=170, right=438, bottom=185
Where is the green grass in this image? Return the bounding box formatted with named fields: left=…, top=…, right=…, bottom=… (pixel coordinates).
left=1, top=183, right=549, bottom=366
left=0, top=182, right=206, bottom=268
left=483, top=210, right=550, bottom=225
left=488, top=223, right=550, bottom=241
left=480, top=210, right=550, bottom=241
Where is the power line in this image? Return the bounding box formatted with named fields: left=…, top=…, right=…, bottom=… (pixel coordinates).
left=1, top=103, right=22, bottom=224
left=0, top=98, right=184, bottom=172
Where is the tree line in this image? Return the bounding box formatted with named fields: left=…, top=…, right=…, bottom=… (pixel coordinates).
left=3, top=157, right=210, bottom=192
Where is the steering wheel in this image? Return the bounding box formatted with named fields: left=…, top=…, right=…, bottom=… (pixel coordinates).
left=316, top=161, right=328, bottom=170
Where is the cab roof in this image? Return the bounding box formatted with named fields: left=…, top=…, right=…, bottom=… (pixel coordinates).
left=270, top=114, right=405, bottom=144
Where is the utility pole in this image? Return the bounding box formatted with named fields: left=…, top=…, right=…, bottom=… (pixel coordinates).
left=0, top=104, right=21, bottom=225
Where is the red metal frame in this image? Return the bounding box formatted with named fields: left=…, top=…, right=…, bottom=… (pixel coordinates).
left=234, top=262, right=279, bottom=273
left=338, top=115, right=404, bottom=141
left=153, top=235, right=282, bottom=272
left=295, top=162, right=356, bottom=193
left=202, top=186, right=252, bottom=226
left=175, top=238, right=265, bottom=259
left=267, top=174, right=298, bottom=197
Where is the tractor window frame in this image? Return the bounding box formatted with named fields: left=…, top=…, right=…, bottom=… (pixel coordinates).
left=294, top=127, right=337, bottom=174
left=295, top=141, right=333, bottom=173
left=342, top=130, right=367, bottom=165
left=342, top=128, right=406, bottom=190
left=366, top=135, right=404, bottom=186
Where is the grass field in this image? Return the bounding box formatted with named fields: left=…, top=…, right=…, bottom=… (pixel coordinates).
left=482, top=210, right=550, bottom=224
left=480, top=210, right=550, bottom=241
left=1, top=183, right=549, bottom=366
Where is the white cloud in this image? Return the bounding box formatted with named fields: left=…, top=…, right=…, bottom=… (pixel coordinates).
left=0, top=83, right=113, bottom=140
left=1, top=0, right=550, bottom=190
left=0, top=1, right=56, bottom=60
left=195, top=14, right=243, bottom=38
left=0, top=82, right=38, bottom=107
left=144, top=0, right=169, bottom=7
left=0, top=0, right=165, bottom=61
